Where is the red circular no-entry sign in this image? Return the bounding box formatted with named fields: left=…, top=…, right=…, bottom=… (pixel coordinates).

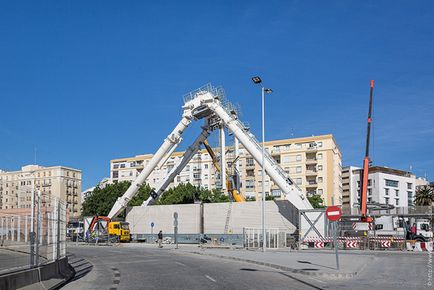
left=326, top=206, right=342, bottom=221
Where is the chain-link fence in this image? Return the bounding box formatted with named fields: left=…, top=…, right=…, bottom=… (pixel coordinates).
left=0, top=193, right=67, bottom=274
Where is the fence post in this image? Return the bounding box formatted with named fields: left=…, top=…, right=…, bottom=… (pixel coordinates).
left=56, top=199, right=61, bottom=260
left=17, top=216, right=21, bottom=242
left=36, top=191, right=41, bottom=266
left=1, top=217, right=4, bottom=242
left=5, top=217, right=9, bottom=241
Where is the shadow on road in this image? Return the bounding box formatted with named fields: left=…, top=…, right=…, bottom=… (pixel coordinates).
left=240, top=268, right=324, bottom=290
left=297, top=260, right=336, bottom=270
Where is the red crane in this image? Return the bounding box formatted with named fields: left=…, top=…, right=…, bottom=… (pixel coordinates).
left=360, top=80, right=374, bottom=222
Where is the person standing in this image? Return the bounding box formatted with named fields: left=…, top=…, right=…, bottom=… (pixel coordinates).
left=410, top=223, right=417, bottom=239
left=157, top=230, right=163, bottom=248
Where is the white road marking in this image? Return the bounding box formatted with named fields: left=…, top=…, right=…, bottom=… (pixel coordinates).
left=175, top=261, right=187, bottom=267
left=205, top=275, right=217, bottom=282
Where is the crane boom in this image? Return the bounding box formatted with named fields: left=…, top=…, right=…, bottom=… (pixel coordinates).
left=360, top=80, right=375, bottom=219
left=203, top=139, right=245, bottom=202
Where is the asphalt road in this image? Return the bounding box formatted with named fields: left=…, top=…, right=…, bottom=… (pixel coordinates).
left=62, top=245, right=326, bottom=290
left=62, top=245, right=432, bottom=290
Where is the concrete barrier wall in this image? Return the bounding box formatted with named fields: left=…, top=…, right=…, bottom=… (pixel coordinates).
left=126, top=204, right=200, bottom=234
left=126, top=200, right=296, bottom=235
left=0, top=257, right=72, bottom=290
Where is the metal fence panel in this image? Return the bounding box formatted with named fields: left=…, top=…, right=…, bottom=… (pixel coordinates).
left=0, top=194, right=67, bottom=274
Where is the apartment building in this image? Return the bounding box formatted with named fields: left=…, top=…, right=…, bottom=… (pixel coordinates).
left=341, top=165, right=424, bottom=209
left=0, top=165, right=82, bottom=217
left=110, top=134, right=342, bottom=206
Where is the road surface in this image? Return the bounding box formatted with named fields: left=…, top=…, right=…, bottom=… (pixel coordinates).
left=62, top=245, right=325, bottom=290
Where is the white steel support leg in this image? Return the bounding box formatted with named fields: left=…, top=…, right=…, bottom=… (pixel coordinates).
left=109, top=115, right=192, bottom=219
left=220, top=126, right=226, bottom=192
left=142, top=125, right=211, bottom=207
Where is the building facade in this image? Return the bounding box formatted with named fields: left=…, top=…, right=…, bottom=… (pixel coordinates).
left=0, top=165, right=82, bottom=217
left=110, top=134, right=342, bottom=206
left=342, top=165, right=424, bottom=210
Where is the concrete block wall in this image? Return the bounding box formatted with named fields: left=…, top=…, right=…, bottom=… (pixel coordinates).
left=126, top=201, right=296, bottom=235
left=126, top=204, right=200, bottom=234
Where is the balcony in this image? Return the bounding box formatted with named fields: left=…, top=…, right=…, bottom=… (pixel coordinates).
left=305, top=169, right=317, bottom=176
left=306, top=180, right=317, bottom=188
left=305, top=158, right=317, bottom=165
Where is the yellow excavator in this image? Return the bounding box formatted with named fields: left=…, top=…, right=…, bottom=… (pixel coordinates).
left=203, top=139, right=245, bottom=202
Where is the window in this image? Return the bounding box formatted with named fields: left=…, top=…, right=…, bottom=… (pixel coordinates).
left=186, top=165, right=190, bottom=171
left=318, top=189, right=323, bottom=195
left=295, top=143, right=302, bottom=149
left=271, top=189, right=281, bottom=197
left=385, top=188, right=389, bottom=196
left=204, top=164, right=208, bottom=169
left=296, top=166, right=302, bottom=173
left=368, top=179, right=372, bottom=186
left=193, top=173, right=200, bottom=180
left=408, top=191, right=413, bottom=206
left=296, top=155, right=302, bottom=161
left=282, top=156, right=290, bottom=163
left=385, top=179, right=398, bottom=187
left=112, top=171, right=119, bottom=179
left=246, top=180, right=255, bottom=189
left=246, top=158, right=254, bottom=167
left=318, top=165, right=323, bottom=171
left=395, top=189, right=399, bottom=197
left=296, top=178, right=302, bottom=185
left=318, top=177, right=323, bottom=183
left=317, top=142, right=323, bottom=147
left=395, top=199, right=399, bottom=206
left=246, top=169, right=255, bottom=177
left=368, top=188, right=372, bottom=195
left=317, top=153, right=323, bottom=160
left=120, top=164, right=125, bottom=168
left=407, top=183, right=412, bottom=190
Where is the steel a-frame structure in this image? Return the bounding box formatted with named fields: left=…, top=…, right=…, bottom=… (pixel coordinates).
left=108, top=84, right=312, bottom=219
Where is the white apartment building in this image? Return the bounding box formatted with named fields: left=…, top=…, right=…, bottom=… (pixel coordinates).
left=342, top=166, right=423, bottom=209
left=110, top=134, right=342, bottom=206
left=0, top=165, right=82, bottom=217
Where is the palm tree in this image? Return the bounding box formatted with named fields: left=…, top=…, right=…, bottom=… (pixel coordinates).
left=414, top=185, right=434, bottom=206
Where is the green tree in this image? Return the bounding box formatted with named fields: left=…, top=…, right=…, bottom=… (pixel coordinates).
left=157, top=183, right=229, bottom=205
left=307, top=195, right=325, bottom=209
left=81, top=181, right=151, bottom=217
left=414, top=185, right=434, bottom=206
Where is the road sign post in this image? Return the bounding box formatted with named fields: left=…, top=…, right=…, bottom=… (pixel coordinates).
left=326, top=206, right=342, bottom=270
left=173, top=212, right=178, bottom=249
left=150, top=222, right=155, bottom=242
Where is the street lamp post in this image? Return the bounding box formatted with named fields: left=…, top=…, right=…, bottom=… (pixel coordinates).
left=252, top=76, right=273, bottom=252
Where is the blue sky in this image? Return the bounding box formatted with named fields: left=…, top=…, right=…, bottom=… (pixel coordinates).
left=1, top=1, right=433, bottom=189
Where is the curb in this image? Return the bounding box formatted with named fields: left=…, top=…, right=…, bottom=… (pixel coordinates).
left=188, top=251, right=356, bottom=279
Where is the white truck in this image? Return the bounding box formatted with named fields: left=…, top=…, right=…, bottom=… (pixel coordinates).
left=372, top=216, right=433, bottom=242
left=408, top=218, right=433, bottom=242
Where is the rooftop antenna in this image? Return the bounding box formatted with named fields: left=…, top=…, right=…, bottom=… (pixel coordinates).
left=34, top=147, right=37, bottom=165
